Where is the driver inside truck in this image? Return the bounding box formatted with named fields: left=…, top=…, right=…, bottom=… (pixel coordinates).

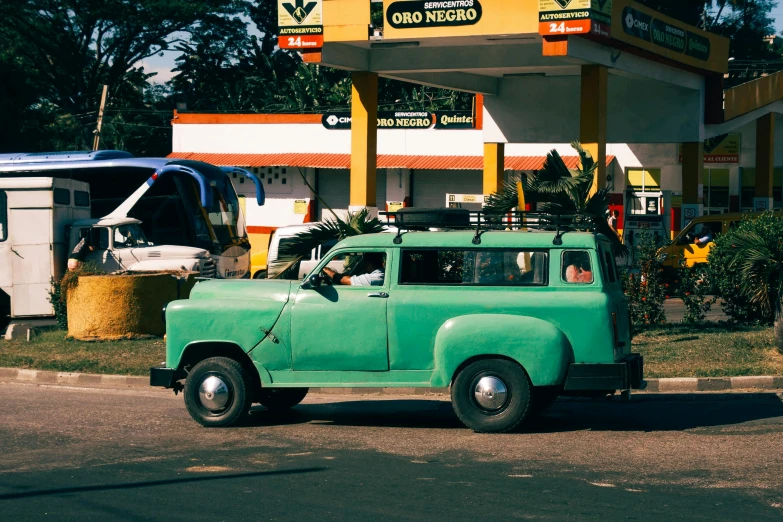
left=67, top=233, right=93, bottom=271
left=323, top=253, right=385, bottom=286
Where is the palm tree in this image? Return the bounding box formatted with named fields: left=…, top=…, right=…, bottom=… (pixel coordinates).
left=484, top=141, right=625, bottom=256
left=722, top=223, right=783, bottom=354
left=272, top=208, right=387, bottom=278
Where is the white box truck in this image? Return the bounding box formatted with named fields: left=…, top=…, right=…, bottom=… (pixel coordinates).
left=0, top=177, right=214, bottom=320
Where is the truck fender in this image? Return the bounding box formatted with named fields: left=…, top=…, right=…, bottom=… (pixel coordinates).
left=430, top=314, right=574, bottom=388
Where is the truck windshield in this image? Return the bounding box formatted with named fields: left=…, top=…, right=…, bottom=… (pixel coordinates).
left=113, top=224, right=152, bottom=249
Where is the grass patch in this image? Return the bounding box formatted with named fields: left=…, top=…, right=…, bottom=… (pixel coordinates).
left=633, top=324, right=783, bottom=378
left=2, top=325, right=781, bottom=379
left=0, top=327, right=164, bottom=376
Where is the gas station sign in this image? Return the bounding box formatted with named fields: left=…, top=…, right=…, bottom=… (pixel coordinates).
left=611, top=0, right=728, bottom=73
left=677, top=134, right=741, bottom=164
left=278, top=0, right=323, bottom=49
left=538, top=0, right=612, bottom=38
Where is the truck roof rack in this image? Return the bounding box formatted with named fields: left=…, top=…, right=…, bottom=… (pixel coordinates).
left=380, top=208, right=599, bottom=246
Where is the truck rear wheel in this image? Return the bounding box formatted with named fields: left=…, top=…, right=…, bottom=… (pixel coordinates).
left=184, top=357, right=252, bottom=427
left=259, top=388, right=309, bottom=410
left=451, top=359, right=532, bottom=433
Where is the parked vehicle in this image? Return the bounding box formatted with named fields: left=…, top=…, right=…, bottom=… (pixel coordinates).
left=263, top=224, right=339, bottom=280
left=656, top=212, right=779, bottom=278
left=0, top=177, right=215, bottom=319
left=152, top=210, right=644, bottom=433
left=0, top=151, right=264, bottom=280
left=69, top=217, right=215, bottom=276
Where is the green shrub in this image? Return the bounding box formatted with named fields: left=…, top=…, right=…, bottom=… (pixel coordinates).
left=708, top=212, right=783, bottom=325
left=676, top=259, right=717, bottom=323
left=622, top=231, right=667, bottom=326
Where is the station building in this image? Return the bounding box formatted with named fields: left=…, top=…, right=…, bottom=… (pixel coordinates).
left=169, top=0, right=783, bottom=276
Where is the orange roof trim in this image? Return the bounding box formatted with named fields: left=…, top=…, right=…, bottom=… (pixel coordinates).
left=172, top=111, right=322, bottom=125
left=168, top=152, right=614, bottom=171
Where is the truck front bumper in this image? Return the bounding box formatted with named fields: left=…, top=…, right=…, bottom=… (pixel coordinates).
left=563, top=354, right=645, bottom=391
left=150, top=366, right=178, bottom=388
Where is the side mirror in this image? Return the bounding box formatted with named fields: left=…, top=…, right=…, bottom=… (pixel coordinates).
left=301, top=273, right=322, bottom=290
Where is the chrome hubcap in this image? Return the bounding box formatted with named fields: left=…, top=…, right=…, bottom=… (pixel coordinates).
left=198, top=375, right=231, bottom=412
left=473, top=376, right=508, bottom=411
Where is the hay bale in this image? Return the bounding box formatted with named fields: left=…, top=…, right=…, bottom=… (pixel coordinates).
left=67, top=272, right=198, bottom=340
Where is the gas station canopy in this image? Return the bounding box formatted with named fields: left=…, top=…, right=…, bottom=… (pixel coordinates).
left=301, top=0, right=730, bottom=144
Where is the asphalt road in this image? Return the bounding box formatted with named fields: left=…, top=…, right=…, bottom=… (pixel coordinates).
left=1, top=383, right=782, bottom=521
left=663, top=297, right=726, bottom=323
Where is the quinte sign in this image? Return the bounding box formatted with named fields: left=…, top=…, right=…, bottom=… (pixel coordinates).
left=278, top=0, right=323, bottom=49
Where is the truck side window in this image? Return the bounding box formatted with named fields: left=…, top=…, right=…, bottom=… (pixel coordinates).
left=74, top=190, right=90, bottom=207
left=53, top=188, right=70, bottom=206
left=400, top=249, right=547, bottom=286
left=90, top=228, right=110, bottom=250
left=562, top=251, right=593, bottom=284
left=0, top=190, right=6, bottom=242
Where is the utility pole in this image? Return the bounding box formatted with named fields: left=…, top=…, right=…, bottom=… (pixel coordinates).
left=92, top=85, right=109, bottom=151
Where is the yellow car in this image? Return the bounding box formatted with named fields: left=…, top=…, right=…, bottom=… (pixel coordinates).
left=658, top=212, right=761, bottom=275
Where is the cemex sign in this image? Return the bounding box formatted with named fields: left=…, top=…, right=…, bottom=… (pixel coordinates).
left=322, top=111, right=474, bottom=130
left=611, top=0, right=727, bottom=73
left=278, top=0, right=323, bottom=49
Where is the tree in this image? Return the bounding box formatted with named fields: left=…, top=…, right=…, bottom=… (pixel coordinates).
left=0, top=0, right=245, bottom=113
left=483, top=142, right=626, bottom=256
left=708, top=213, right=783, bottom=353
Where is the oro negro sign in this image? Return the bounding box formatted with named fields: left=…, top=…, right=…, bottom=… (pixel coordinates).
left=386, top=0, right=483, bottom=29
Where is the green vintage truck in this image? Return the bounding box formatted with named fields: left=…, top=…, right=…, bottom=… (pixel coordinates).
left=151, top=211, right=643, bottom=433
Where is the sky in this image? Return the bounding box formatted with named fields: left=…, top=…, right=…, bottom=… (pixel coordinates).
left=138, top=11, right=783, bottom=86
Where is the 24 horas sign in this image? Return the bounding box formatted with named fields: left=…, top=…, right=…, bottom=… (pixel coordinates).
left=538, top=0, right=612, bottom=38
left=386, top=0, right=483, bottom=29
left=278, top=0, right=323, bottom=49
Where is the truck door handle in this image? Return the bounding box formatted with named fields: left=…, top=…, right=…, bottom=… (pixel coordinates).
left=367, top=292, right=389, bottom=298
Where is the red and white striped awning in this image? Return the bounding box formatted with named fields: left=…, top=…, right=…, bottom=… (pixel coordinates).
left=168, top=152, right=615, bottom=171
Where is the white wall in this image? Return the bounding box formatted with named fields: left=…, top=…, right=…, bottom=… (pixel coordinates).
left=180, top=117, right=783, bottom=230
left=173, top=124, right=483, bottom=156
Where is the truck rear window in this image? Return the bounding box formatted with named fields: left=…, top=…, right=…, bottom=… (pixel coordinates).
left=400, top=249, right=548, bottom=286
left=599, top=245, right=618, bottom=284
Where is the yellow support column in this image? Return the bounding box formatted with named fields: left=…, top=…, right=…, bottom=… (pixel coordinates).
left=350, top=72, right=378, bottom=210
left=755, top=113, right=775, bottom=212
left=579, top=65, right=608, bottom=195
left=681, top=142, right=704, bottom=227
left=483, top=142, right=505, bottom=197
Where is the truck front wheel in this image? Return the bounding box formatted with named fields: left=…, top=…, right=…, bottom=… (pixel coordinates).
left=184, top=357, right=252, bottom=427
left=451, top=359, right=532, bottom=433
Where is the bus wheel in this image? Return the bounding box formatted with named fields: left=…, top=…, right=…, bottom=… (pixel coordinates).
left=253, top=270, right=267, bottom=279
left=184, top=357, right=252, bottom=427
left=451, top=359, right=532, bottom=433
left=259, top=388, right=309, bottom=410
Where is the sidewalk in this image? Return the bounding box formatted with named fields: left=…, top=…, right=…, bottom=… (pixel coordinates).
left=1, top=367, right=782, bottom=394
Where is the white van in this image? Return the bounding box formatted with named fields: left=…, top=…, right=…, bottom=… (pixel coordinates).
left=265, top=224, right=339, bottom=280
left=0, top=177, right=215, bottom=320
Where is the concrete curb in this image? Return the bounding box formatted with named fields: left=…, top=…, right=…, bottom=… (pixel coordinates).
left=1, top=367, right=783, bottom=394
